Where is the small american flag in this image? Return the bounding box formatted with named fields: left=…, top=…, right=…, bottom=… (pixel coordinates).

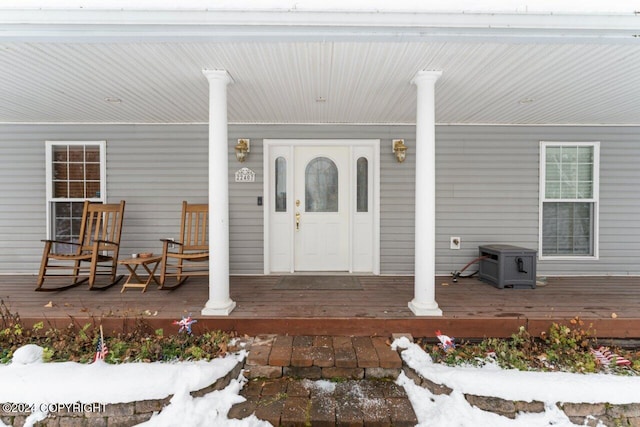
left=94, top=325, right=108, bottom=362
left=591, top=346, right=631, bottom=367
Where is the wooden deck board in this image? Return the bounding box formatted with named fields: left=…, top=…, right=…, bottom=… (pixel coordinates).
left=0, top=274, right=639, bottom=338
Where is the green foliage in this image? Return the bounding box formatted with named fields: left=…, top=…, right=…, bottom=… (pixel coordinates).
left=424, top=317, right=637, bottom=375
left=42, top=347, right=54, bottom=362
left=0, top=300, right=49, bottom=363
left=43, top=323, right=97, bottom=363
left=0, top=299, right=233, bottom=364
left=538, top=318, right=597, bottom=373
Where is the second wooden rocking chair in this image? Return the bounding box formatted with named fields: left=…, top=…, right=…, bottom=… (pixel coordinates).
left=159, top=201, right=209, bottom=289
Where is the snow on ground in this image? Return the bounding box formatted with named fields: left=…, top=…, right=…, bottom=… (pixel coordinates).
left=136, top=379, right=269, bottom=427
left=394, top=336, right=640, bottom=427
left=2, top=341, right=640, bottom=427
left=393, top=336, right=640, bottom=405
left=2, top=345, right=244, bottom=404
left=397, top=374, right=585, bottom=427
left=0, top=345, right=268, bottom=427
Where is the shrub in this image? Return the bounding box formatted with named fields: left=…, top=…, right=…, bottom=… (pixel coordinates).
left=423, top=317, right=637, bottom=375
left=0, top=300, right=234, bottom=364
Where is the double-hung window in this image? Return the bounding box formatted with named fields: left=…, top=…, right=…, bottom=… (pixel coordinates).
left=540, top=141, right=599, bottom=259
left=45, top=141, right=106, bottom=253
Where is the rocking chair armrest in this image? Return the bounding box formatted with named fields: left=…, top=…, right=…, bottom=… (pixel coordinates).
left=40, top=239, right=81, bottom=246
left=160, top=238, right=184, bottom=246
left=95, top=239, right=119, bottom=246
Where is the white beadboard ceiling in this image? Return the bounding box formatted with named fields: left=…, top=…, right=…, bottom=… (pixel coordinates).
left=0, top=7, right=639, bottom=125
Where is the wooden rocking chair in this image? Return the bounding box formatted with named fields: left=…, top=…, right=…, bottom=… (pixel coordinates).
left=36, top=200, right=126, bottom=291
left=159, top=201, right=209, bottom=290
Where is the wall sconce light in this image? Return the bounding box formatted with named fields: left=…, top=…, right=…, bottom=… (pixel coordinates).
left=235, top=139, right=250, bottom=162
left=392, top=139, right=408, bottom=163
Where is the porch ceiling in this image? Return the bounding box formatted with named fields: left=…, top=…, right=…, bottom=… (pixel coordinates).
left=1, top=5, right=639, bottom=126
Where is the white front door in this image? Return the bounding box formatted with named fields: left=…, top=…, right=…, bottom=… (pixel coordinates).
left=294, top=146, right=349, bottom=271
left=264, top=139, right=379, bottom=274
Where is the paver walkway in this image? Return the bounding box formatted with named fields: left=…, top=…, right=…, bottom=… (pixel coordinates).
left=229, top=335, right=418, bottom=426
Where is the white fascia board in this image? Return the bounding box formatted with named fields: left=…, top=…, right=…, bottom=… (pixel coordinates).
left=0, top=0, right=638, bottom=13
left=0, top=8, right=638, bottom=43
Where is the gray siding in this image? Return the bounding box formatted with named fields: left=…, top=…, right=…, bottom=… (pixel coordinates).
left=436, top=127, right=540, bottom=276
left=0, top=124, right=210, bottom=274
left=0, top=130, right=47, bottom=273
left=435, top=126, right=640, bottom=276
left=1, top=124, right=639, bottom=276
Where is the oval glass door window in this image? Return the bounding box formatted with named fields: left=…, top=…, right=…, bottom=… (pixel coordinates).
left=305, top=157, right=338, bottom=212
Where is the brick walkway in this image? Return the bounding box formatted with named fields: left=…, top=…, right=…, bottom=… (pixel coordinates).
left=229, top=335, right=418, bottom=426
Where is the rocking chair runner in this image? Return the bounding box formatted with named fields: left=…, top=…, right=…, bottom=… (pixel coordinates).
left=36, top=200, right=126, bottom=291
left=159, top=201, right=209, bottom=289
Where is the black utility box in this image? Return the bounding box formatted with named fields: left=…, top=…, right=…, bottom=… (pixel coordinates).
left=478, top=244, right=537, bottom=289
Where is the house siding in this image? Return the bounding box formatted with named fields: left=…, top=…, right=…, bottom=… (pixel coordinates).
left=436, top=126, right=640, bottom=276
left=0, top=124, right=638, bottom=276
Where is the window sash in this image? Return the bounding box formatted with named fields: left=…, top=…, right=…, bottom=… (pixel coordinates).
left=542, top=201, right=593, bottom=256
left=544, top=145, right=594, bottom=200
left=45, top=141, right=106, bottom=248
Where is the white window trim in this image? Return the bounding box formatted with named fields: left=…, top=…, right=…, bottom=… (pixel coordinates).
left=538, top=141, right=599, bottom=261
left=45, top=140, right=107, bottom=239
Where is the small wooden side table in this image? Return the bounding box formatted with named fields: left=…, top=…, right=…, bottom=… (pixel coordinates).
left=118, top=256, right=162, bottom=293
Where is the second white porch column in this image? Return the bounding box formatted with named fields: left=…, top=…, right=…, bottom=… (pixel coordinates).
left=409, top=70, right=443, bottom=316
left=202, top=69, right=236, bottom=316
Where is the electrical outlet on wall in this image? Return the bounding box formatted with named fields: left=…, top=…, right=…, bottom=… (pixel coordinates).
left=450, top=237, right=461, bottom=250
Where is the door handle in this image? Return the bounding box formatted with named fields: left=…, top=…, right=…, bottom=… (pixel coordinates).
left=295, top=212, right=301, bottom=231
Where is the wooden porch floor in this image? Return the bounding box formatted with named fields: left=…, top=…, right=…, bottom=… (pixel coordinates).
left=1, top=275, right=639, bottom=338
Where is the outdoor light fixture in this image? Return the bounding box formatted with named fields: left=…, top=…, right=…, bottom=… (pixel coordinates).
left=392, top=139, right=408, bottom=163
left=235, top=139, right=250, bottom=162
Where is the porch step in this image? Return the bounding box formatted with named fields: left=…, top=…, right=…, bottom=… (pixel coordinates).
left=232, top=334, right=417, bottom=426
left=243, top=335, right=404, bottom=380
left=229, top=376, right=418, bottom=427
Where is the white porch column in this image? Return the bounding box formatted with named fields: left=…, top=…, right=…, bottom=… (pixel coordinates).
left=409, top=70, right=443, bottom=316
left=201, top=69, right=236, bottom=316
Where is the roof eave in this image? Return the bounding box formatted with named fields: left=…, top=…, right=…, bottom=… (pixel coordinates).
left=0, top=8, right=638, bottom=43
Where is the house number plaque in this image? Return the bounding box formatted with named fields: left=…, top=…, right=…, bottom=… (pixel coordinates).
left=235, top=167, right=256, bottom=182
